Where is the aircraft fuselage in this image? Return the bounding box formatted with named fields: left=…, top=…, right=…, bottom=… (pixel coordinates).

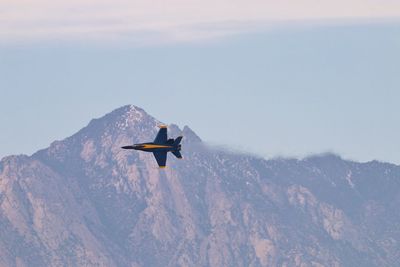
left=123, top=143, right=178, bottom=152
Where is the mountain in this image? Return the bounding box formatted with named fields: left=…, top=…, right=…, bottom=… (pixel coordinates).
left=0, top=105, right=399, bottom=267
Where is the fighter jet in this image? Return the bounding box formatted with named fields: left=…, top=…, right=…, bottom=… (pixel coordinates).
left=121, top=125, right=183, bottom=168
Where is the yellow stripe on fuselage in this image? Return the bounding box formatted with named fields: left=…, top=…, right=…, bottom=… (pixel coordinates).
left=142, top=144, right=172, bottom=149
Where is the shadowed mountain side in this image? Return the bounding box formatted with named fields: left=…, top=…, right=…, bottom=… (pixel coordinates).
left=0, top=105, right=399, bottom=267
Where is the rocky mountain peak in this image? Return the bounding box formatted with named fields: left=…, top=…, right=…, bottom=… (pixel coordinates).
left=182, top=125, right=202, bottom=143
left=82, top=104, right=159, bottom=136
left=110, top=104, right=157, bottom=130
left=34, top=105, right=165, bottom=160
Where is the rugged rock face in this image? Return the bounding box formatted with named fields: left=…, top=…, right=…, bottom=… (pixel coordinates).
left=0, top=105, right=399, bottom=267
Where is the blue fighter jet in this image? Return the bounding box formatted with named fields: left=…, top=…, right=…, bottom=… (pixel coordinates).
left=121, top=125, right=183, bottom=168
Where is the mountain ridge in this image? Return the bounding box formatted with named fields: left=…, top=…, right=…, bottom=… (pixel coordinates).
left=0, top=105, right=399, bottom=267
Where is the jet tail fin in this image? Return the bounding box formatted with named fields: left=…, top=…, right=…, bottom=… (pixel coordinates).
left=171, top=150, right=183, bottom=159
left=173, top=136, right=183, bottom=146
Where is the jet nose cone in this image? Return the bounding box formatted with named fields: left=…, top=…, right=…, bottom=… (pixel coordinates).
left=121, top=145, right=135, bottom=149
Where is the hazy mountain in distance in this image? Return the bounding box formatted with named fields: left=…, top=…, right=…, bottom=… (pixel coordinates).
left=1, top=105, right=399, bottom=267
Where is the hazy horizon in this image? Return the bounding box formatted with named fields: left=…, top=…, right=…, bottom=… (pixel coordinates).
left=1, top=1, right=399, bottom=164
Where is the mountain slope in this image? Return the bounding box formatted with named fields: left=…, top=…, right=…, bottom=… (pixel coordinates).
left=1, top=105, right=399, bottom=267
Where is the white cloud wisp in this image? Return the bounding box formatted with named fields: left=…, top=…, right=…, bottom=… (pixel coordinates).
left=1, top=0, right=400, bottom=44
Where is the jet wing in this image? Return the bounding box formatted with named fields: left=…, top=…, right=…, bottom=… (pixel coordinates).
left=153, top=151, right=167, bottom=168
left=154, top=126, right=167, bottom=144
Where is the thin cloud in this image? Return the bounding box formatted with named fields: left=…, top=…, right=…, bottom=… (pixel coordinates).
left=1, top=0, right=400, bottom=44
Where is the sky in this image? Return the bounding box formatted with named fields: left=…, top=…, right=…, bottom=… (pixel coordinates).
left=0, top=1, right=400, bottom=164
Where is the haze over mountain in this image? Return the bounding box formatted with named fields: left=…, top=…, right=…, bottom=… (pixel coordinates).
left=0, top=105, right=399, bottom=266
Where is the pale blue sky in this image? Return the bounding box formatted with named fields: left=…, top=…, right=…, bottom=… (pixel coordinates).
left=1, top=21, right=399, bottom=163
